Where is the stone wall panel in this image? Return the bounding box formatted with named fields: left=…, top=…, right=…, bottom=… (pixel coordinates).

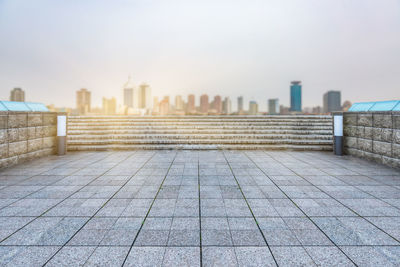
left=43, top=114, right=56, bottom=126
left=7, top=129, right=18, bottom=143
left=27, top=127, right=36, bottom=139
left=358, top=138, right=372, bottom=152
left=17, top=114, right=27, bottom=128
left=394, top=130, right=400, bottom=144
left=358, top=114, right=373, bottom=127
left=342, top=112, right=399, bottom=169
left=372, top=128, right=393, bottom=142
left=0, top=144, right=7, bottom=158
left=0, top=112, right=61, bottom=169
left=7, top=115, right=19, bottom=128
left=373, top=114, right=392, bottom=128
left=0, top=129, right=7, bottom=144
left=18, top=128, right=28, bottom=141
left=0, top=116, right=7, bottom=129
left=43, top=137, right=56, bottom=149
left=344, top=137, right=357, bottom=148
left=364, top=127, right=373, bottom=140
left=28, top=138, right=43, bottom=152
left=8, top=141, right=27, bottom=157
left=356, top=126, right=365, bottom=138
left=35, top=127, right=44, bottom=138
left=393, top=144, right=400, bottom=159
left=394, top=115, right=400, bottom=129
left=344, top=114, right=357, bottom=125
left=28, top=114, right=43, bottom=127
left=372, top=141, right=392, bottom=157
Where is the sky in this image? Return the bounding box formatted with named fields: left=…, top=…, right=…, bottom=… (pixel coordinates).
left=0, top=0, right=399, bottom=111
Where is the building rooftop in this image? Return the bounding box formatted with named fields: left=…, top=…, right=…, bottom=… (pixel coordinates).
left=0, top=150, right=399, bottom=266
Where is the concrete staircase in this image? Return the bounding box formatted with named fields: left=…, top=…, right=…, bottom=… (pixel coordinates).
left=67, top=116, right=333, bottom=151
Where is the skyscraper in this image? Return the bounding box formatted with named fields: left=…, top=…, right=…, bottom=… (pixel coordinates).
left=268, top=99, right=279, bottom=115
left=323, top=90, right=341, bottom=113
left=76, top=88, right=91, bottom=115
left=175, top=95, right=184, bottom=110
left=102, top=97, right=116, bottom=115
left=159, top=97, right=170, bottom=115
left=187, top=94, right=195, bottom=113
left=200, top=94, right=209, bottom=114
left=123, top=77, right=135, bottom=108
left=249, top=101, right=258, bottom=115
left=138, top=83, right=152, bottom=109
left=238, top=96, right=244, bottom=113
left=290, top=81, right=302, bottom=112
left=213, top=95, right=222, bottom=114
left=10, top=88, right=25, bottom=102
left=222, top=97, right=232, bottom=114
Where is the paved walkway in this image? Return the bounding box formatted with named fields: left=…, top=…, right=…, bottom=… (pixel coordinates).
left=0, top=150, right=399, bottom=266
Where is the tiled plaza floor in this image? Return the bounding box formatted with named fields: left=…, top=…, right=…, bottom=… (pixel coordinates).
left=0, top=150, right=399, bottom=266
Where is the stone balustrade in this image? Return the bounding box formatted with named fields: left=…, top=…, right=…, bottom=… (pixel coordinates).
left=0, top=111, right=61, bottom=168
left=341, top=111, right=400, bottom=168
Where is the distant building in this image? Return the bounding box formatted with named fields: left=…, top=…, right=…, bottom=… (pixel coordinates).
left=222, top=97, right=232, bottom=114
left=159, top=97, right=169, bottom=115
left=138, top=83, right=152, bottom=109
left=175, top=95, right=184, bottom=110
left=312, top=106, right=322, bottom=114
left=249, top=101, right=258, bottom=115
left=187, top=94, right=195, bottom=113
left=323, top=90, right=341, bottom=113
left=163, top=96, right=170, bottom=108
left=290, top=81, right=302, bottom=112
left=153, top=97, right=160, bottom=114
left=200, top=94, right=209, bottom=114
left=238, top=96, right=244, bottom=113
left=213, top=95, right=222, bottom=114
left=280, top=105, right=290, bottom=115
left=303, top=107, right=313, bottom=114
left=102, top=97, right=116, bottom=115
left=342, top=100, right=352, bottom=111
left=268, top=99, right=279, bottom=114
left=123, top=76, right=135, bottom=108
left=10, top=88, right=25, bottom=102
left=76, top=88, right=91, bottom=115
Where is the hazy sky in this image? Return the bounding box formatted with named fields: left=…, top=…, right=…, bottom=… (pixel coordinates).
left=0, top=0, right=399, bottom=111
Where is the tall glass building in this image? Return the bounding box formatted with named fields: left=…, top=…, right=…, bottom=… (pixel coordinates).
left=268, top=98, right=279, bottom=114
left=323, top=90, right=341, bottom=113
left=290, top=81, right=302, bottom=112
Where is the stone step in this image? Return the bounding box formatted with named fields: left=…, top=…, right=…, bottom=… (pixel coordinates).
left=68, top=125, right=332, bottom=131
left=67, top=134, right=332, bottom=140
left=68, top=121, right=331, bottom=125
left=67, top=129, right=332, bottom=135
left=67, top=138, right=332, bottom=145
left=67, top=144, right=333, bottom=151
left=69, top=115, right=332, bottom=119
left=66, top=115, right=333, bottom=151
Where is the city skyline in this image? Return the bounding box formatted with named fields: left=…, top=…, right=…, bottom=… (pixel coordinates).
left=70, top=79, right=347, bottom=115
left=2, top=77, right=351, bottom=113
left=7, top=82, right=350, bottom=115
left=1, top=1, right=399, bottom=109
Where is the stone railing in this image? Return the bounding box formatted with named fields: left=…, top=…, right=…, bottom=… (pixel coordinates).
left=339, top=111, right=400, bottom=168
left=0, top=111, right=63, bottom=169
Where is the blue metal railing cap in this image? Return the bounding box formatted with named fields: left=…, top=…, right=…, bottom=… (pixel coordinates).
left=0, top=101, right=49, bottom=112
left=348, top=100, right=400, bottom=112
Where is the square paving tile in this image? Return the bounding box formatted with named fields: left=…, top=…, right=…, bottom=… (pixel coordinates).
left=0, top=150, right=399, bottom=266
